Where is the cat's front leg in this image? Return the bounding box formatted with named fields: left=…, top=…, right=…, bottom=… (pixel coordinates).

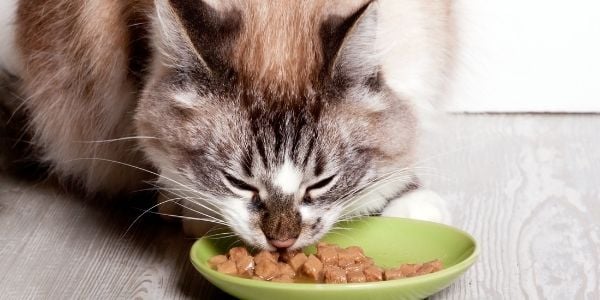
left=381, top=189, right=452, bottom=225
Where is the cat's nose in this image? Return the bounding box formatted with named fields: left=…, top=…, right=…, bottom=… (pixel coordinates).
left=268, top=238, right=297, bottom=249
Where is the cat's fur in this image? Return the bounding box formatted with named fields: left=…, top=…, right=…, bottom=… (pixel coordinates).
left=1, top=0, right=454, bottom=250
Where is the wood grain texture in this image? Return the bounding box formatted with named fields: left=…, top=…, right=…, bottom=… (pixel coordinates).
left=1, top=114, right=599, bottom=299
left=423, top=114, right=600, bottom=300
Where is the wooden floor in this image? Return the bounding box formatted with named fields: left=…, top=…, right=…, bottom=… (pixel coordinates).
left=1, top=114, right=599, bottom=299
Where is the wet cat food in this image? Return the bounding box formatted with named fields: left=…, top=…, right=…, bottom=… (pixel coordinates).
left=208, top=244, right=443, bottom=283
left=303, top=254, right=324, bottom=281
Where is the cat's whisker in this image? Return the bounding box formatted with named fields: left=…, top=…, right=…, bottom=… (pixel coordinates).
left=76, top=136, right=162, bottom=144
left=202, top=225, right=231, bottom=237
left=171, top=199, right=227, bottom=225
left=172, top=169, right=233, bottom=197
left=334, top=171, right=412, bottom=211
left=325, top=231, right=360, bottom=245
left=149, top=171, right=228, bottom=203
left=154, top=188, right=227, bottom=220
left=69, top=160, right=223, bottom=222
left=338, top=215, right=371, bottom=223
left=205, top=234, right=240, bottom=240
left=122, top=185, right=227, bottom=237
left=202, top=231, right=236, bottom=239
left=143, top=210, right=229, bottom=225
left=338, top=214, right=372, bottom=224
left=156, top=194, right=227, bottom=223
left=337, top=210, right=381, bottom=223
left=179, top=197, right=226, bottom=219
left=337, top=176, right=415, bottom=219
left=226, top=239, right=244, bottom=250
left=330, top=168, right=411, bottom=209
left=147, top=182, right=224, bottom=215
left=122, top=186, right=229, bottom=232
left=163, top=186, right=225, bottom=210
left=122, top=195, right=189, bottom=237
left=66, top=158, right=209, bottom=203
left=248, top=244, right=261, bottom=254
left=330, top=226, right=351, bottom=231
left=131, top=186, right=163, bottom=193
left=174, top=188, right=227, bottom=205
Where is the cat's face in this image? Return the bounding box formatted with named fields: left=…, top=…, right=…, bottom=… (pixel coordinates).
left=136, top=0, right=417, bottom=250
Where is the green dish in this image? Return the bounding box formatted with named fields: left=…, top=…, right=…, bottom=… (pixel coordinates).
left=190, top=217, right=478, bottom=300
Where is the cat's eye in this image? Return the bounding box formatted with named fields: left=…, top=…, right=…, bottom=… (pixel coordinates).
left=306, top=175, right=336, bottom=191
left=303, top=175, right=336, bottom=204
left=223, top=174, right=259, bottom=193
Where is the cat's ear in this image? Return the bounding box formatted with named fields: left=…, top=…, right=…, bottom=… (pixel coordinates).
left=320, top=1, right=379, bottom=87
left=154, top=0, right=241, bottom=76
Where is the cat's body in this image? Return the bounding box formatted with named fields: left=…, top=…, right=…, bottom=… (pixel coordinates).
left=1, top=0, right=454, bottom=250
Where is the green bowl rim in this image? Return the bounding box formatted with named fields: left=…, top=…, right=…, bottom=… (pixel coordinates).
left=190, top=217, right=479, bottom=291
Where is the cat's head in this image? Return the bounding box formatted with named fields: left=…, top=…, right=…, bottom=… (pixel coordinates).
left=136, top=0, right=417, bottom=250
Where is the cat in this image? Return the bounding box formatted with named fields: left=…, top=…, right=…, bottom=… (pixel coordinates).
left=0, top=0, right=454, bottom=250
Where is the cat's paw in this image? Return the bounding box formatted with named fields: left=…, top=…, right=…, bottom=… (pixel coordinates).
left=380, top=189, right=452, bottom=225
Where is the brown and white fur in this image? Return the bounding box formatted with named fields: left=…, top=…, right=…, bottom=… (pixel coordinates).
left=1, top=0, right=454, bottom=250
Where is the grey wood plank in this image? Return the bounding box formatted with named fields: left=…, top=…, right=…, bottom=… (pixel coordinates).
left=423, top=115, right=600, bottom=300
left=1, top=114, right=599, bottom=299
left=0, top=176, right=233, bottom=299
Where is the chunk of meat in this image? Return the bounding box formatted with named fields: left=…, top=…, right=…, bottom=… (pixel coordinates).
left=302, top=254, right=324, bottom=281
left=288, top=252, right=308, bottom=272
left=363, top=265, right=383, bottom=282
left=235, top=255, right=255, bottom=277
left=355, top=256, right=374, bottom=266
left=343, top=246, right=366, bottom=264
left=423, top=259, right=443, bottom=272
left=209, top=243, right=442, bottom=283
left=323, top=265, right=347, bottom=284
left=278, top=262, right=296, bottom=277
left=416, top=264, right=437, bottom=276
left=384, top=268, right=405, bottom=280
left=254, top=259, right=279, bottom=280
left=337, top=249, right=357, bottom=268
left=280, top=250, right=301, bottom=263
left=399, top=263, right=422, bottom=277
left=208, top=255, right=228, bottom=269
left=317, top=246, right=338, bottom=266
left=344, top=263, right=365, bottom=273
left=347, top=270, right=367, bottom=283
left=254, top=250, right=279, bottom=265
left=271, top=252, right=281, bottom=261
left=345, top=246, right=364, bottom=257
left=228, top=247, right=250, bottom=261
left=316, top=242, right=331, bottom=251
left=216, top=260, right=238, bottom=275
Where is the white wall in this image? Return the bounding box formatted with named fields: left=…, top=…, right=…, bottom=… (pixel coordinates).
left=448, top=0, right=600, bottom=112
